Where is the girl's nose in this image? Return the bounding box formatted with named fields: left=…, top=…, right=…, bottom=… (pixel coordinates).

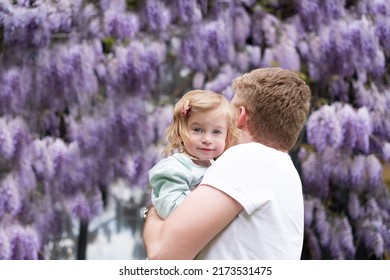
left=202, top=136, right=211, bottom=144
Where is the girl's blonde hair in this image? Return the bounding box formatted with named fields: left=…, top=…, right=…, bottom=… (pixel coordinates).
left=162, top=90, right=240, bottom=157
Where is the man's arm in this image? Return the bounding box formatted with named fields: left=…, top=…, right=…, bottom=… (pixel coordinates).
left=143, top=184, right=243, bottom=259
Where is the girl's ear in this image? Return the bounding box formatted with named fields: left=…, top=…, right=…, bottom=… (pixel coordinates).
left=236, top=106, right=248, bottom=129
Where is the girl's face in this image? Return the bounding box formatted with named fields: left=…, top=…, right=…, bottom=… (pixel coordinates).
left=183, top=110, right=228, bottom=162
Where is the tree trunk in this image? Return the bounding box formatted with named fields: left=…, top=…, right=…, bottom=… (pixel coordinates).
left=77, top=219, right=89, bottom=260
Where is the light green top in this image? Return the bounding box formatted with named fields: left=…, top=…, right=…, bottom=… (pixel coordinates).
left=149, top=153, right=208, bottom=219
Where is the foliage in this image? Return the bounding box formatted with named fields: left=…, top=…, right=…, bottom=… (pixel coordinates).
left=0, top=0, right=389, bottom=259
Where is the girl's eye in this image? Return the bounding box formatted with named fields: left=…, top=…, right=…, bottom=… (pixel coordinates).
left=193, top=128, right=202, bottom=132
left=213, top=129, right=222, bottom=134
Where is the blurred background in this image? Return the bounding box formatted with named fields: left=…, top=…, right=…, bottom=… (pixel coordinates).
left=0, top=0, right=389, bottom=260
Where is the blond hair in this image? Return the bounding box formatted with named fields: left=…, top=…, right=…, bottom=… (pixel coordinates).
left=232, top=67, right=311, bottom=151
left=163, top=90, right=240, bottom=157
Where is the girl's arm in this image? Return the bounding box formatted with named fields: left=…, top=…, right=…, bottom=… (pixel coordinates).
left=149, top=159, right=192, bottom=219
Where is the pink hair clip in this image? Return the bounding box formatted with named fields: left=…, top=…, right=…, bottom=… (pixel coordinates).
left=181, top=101, right=191, bottom=118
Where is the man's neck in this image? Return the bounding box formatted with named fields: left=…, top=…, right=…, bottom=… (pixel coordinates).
left=239, top=130, right=255, bottom=143
left=240, top=131, right=288, bottom=153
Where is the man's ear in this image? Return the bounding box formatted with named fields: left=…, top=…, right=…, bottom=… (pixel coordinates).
left=236, top=106, right=248, bottom=129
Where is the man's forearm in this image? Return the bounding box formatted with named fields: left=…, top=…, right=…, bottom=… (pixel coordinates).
left=143, top=206, right=165, bottom=259
left=142, top=185, right=243, bottom=260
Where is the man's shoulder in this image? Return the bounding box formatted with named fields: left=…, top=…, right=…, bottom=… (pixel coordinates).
left=228, top=142, right=286, bottom=156
left=224, top=142, right=263, bottom=155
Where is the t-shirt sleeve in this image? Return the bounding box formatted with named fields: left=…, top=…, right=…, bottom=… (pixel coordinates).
left=148, top=158, right=192, bottom=219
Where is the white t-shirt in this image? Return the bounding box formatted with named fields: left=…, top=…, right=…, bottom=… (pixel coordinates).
left=196, top=142, right=304, bottom=260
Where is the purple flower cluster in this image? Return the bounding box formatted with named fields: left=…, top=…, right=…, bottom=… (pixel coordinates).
left=353, top=82, right=390, bottom=141
left=180, top=19, right=235, bottom=72
left=298, top=0, right=345, bottom=31
left=262, top=37, right=301, bottom=71
left=173, top=0, right=202, bottom=24
left=2, top=4, right=51, bottom=47
left=300, top=148, right=384, bottom=195
left=0, top=224, right=40, bottom=260
left=304, top=198, right=355, bottom=259
left=353, top=194, right=390, bottom=258
left=303, top=98, right=389, bottom=259
left=142, top=0, right=171, bottom=32
left=0, top=1, right=103, bottom=48
left=306, top=103, right=374, bottom=153
left=112, top=41, right=166, bottom=94
left=103, top=2, right=140, bottom=40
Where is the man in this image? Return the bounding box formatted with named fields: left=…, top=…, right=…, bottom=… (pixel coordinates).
left=143, top=67, right=311, bottom=259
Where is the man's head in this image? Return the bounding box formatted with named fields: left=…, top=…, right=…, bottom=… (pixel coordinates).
left=232, top=67, right=311, bottom=151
